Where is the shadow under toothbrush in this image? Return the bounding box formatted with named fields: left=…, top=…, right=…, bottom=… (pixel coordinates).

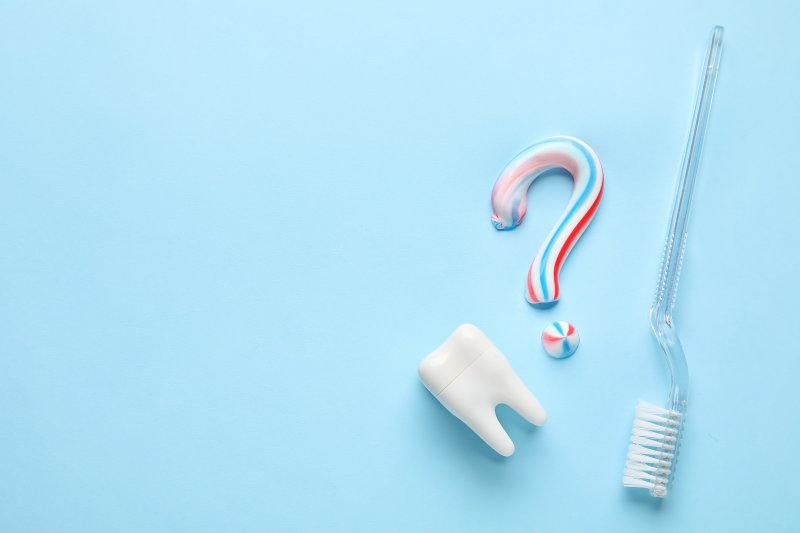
left=622, top=485, right=666, bottom=509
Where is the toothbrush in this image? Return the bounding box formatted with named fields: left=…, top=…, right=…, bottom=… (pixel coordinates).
left=623, top=26, right=724, bottom=498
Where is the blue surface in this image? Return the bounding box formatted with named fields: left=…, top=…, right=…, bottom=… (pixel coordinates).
left=1, top=1, right=797, bottom=531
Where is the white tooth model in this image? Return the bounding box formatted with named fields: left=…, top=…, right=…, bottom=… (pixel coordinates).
left=419, top=324, right=547, bottom=456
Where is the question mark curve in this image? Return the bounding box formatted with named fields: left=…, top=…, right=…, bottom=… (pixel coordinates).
left=491, top=136, right=604, bottom=307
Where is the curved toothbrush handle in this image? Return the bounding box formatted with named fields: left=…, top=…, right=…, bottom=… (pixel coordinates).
left=652, top=26, right=724, bottom=324
left=626, top=28, right=724, bottom=499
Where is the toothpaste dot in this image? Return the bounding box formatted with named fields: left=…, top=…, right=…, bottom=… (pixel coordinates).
left=541, top=321, right=579, bottom=359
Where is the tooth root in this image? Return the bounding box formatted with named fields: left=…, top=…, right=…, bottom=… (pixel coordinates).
left=502, top=377, right=548, bottom=426
left=467, top=409, right=515, bottom=457
left=419, top=324, right=547, bottom=456
left=436, top=384, right=517, bottom=457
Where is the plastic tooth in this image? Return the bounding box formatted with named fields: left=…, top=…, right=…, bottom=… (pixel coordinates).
left=418, top=325, right=547, bottom=457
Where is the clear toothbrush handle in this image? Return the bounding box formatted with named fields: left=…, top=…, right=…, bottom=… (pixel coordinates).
left=624, top=27, right=724, bottom=498
left=651, top=26, right=723, bottom=417
left=653, top=26, right=724, bottom=324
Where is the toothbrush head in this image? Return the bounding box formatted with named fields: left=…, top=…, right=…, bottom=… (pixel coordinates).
left=623, top=401, right=685, bottom=498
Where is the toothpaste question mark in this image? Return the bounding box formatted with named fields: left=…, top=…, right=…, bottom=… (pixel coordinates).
left=491, top=136, right=604, bottom=307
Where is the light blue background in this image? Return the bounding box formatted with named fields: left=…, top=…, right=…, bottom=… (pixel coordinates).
left=1, top=1, right=797, bottom=531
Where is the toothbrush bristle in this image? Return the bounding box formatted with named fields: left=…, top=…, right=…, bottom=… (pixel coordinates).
left=623, top=401, right=684, bottom=498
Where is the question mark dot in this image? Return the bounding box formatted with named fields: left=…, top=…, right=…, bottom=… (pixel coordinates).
left=541, top=321, right=580, bottom=359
